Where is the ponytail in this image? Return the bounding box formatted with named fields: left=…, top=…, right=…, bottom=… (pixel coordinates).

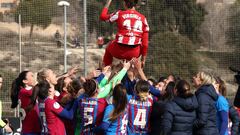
left=109, top=84, right=127, bottom=121
left=26, top=80, right=50, bottom=112
left=10, top=71, right=29, bottom=108
left=25, top=85, right=40, bottom=112
left=67, top=79, right=83, bottom=97
left=176, top=80, right=193, bottom=98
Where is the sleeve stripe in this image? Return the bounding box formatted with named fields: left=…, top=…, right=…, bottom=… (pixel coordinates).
left=109, top=11, right=119, bottom=22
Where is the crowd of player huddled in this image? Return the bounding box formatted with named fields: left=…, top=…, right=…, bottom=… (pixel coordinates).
left=4, top=57, right=240, bottom=135
left=1, top=0, right=240, bottom=134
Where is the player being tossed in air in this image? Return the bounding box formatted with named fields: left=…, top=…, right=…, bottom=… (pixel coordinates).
left=100, top=0, right=149, bottom=67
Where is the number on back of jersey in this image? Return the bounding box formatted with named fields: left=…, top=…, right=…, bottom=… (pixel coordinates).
left=83, top=107, right=94, bottom=126
left=133, top=109, right=146, bottom=128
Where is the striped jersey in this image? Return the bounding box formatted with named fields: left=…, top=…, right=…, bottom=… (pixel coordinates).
left=100, top=8, right=149, bottom=46
left=102, top=104, right=128, bottom=135
left=127, top=95, right=153, bottom=135
left=78, top=97, right=107, bottom=135
left=38, top=99, right=48, bottom=135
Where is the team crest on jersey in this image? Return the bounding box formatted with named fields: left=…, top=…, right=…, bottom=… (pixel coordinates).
left=53, top=102, right=60, bottom=109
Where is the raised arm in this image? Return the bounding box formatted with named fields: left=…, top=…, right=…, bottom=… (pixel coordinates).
left=98, top=66, right=112, bottom=88
left=97, top=61, right=131, bottom=98
left=59, top=66, right=80, bottom=78
left=100, top=0, right=112, bottom=21
left=132, top=58, right=147, bottom=81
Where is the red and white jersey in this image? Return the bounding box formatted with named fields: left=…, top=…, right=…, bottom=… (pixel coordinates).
left=101, top=8, right=149, bottom=47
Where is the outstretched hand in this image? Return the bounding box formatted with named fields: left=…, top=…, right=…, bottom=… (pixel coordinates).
left=132, top=58, right=142, bottom=70
left=68, top=66, right=80, bottom=76
left=102, top=66, right=111, bottom=74
left=141, top=56, right=146, bottom=68
left=87, top=69, right=102, bottom=79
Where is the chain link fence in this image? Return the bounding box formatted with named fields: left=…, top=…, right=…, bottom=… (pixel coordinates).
left=0, top=0, right=239, bottom=116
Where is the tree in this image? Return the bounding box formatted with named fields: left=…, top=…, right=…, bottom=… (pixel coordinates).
left=86, top=0, right=122, bottom=37
left=14, top=0, right=56, bottom=38
left=145, top=32, right=198, bottom=79
left=86, top=0, right=206, bottom=42
left=137, top=0, right=206, bottom=42
left=226, top=0, right=240, bottom=50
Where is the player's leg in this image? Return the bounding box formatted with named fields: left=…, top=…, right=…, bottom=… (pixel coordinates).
left=111, top=43, right=141, bottom=60
left=103, top=41, right=115, bottom=66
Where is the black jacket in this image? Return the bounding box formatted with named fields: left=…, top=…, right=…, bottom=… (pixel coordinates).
left=228, top=99, right=239, bottom=135
left=150, top=99, right=169, bottom=135
left=193, top=84, right=219, bottom=135
left=234, top=85, right=240, bottom=108
left=161, top=95, right=198, bottom=135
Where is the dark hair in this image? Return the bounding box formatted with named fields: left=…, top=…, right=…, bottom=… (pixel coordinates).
left=0, top=74, right=2, bottom=78
left=162, top=81, right=175, bottom=101
left=68, top=79, right=82, bottom=96
left=215, top=76, right=227, bottom=97
left=176, top=80, right=193, bottom=98
left=124, top=0, right=138, bottom=8
left=109, top=84, right=128, bottom=121
left=167, top=74, right=180, bottom=83
left=83, top=79, right=97, bottom=97
left=58, top=79, right=83, bottom=106
left=158, top=76, right=166, bottom=83
left=135, top=80, right=149, bottom=101
left=10, top=71, right=29, bottom=108
left=55, top=77, right=66, bottom=92
left=26, top=80, right=50, bottom=112
left=35, top=81, right=50, bottom=100
left=148, top=78, right=157, bottom=86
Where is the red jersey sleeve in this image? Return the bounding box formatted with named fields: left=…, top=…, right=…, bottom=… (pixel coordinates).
left=50, top=101, right=64, bottom=114
left=143, top=18, right=150, bottom=32
left=141, top=18, right=149, bottom=56
left=100, top=8, right=120, bottom=23
left=100, top=8, right=110, bottom=21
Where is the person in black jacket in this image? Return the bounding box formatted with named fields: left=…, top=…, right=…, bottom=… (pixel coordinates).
left=150, top=81, right=175, bottom=135
left=161, top=80, right=198, bottom=135
left=233, top=72, right=240, bottom=108
left=232, top=72, right=240, bottom=135
left=193, top=72, right=219, bottom=135
left=229, top=101, right=240, bottom=135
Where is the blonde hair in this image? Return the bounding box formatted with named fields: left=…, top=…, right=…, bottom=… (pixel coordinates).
left=37, top=68, right=51, bottom=83
left=198, top=72, right=215, bottom=86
